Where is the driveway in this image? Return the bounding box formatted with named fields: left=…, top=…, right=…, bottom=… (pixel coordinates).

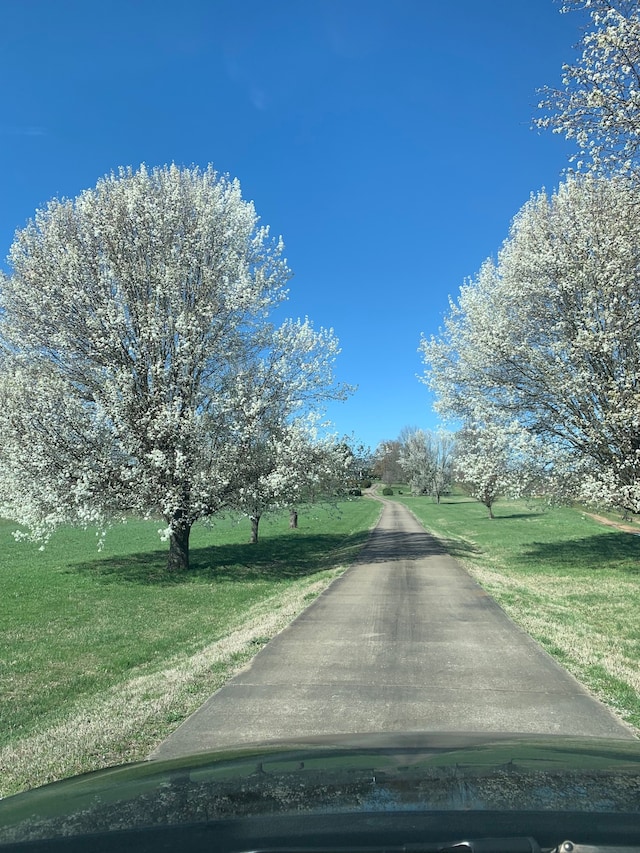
left=151, top=498, right=633, bottom=760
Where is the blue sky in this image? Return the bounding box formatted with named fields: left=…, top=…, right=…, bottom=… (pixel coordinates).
left=0, top=0, right=586, bottom=451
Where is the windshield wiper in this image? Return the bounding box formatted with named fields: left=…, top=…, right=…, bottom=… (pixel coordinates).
left=247, top=838, right=544, bottom=853
left=434, top=840, right=542, bottom=853
left=249, top=840, right=640, bottom=853
left=550, top=844, right=640, bottom=853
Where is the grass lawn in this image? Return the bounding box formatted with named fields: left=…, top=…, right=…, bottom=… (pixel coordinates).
left=394, top=491, right=640, bottom=736
left=0, top=498, right=380, bottom=796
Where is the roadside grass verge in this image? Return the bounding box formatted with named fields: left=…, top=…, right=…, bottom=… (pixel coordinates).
left=394, top=492, right=640, bottom=736
left=0, top=499, right=380, bottom=797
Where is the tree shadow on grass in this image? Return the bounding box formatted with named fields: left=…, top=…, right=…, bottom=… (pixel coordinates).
left=71, top=523, right=482, bottom=586
left=521, top=531, right=640, bottom=574
left=438, top=538, right=481, bottom=560
left=72, top=530, right=372, bottom=586
left=492, top=512, right=543, bottom=520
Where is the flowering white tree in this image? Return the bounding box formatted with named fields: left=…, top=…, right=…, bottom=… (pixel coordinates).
left=430, top=431, right=455, bottom=503
left=398, top=429, right=454, bottom=501
left=421, top=175, right=640, bottom=513
left=454, top=425, right=507, bottom=519
left=231, top=415, right=351, bottom=543
left=0, top=165, right=349, bottom=570
left=342, top=440, right=374, bottom=488
left=230, top=420, right=306, bottom=544
left=398, top=430, right=434, bottom=496
left=536, top=0, right=640, bottom=176
left=225, top=320, right=352, bottom=543
left=454, top=423, right=531, bottom=518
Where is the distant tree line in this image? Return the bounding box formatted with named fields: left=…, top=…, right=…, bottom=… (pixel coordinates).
left=373, top=429, right=455, bottom=504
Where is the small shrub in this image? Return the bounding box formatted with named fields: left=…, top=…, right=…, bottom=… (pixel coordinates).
left=360, top=479, right=372, bottom=489
left=348, top=488, right=362, bottom=496
left=382, top=487, right=394, bottom=496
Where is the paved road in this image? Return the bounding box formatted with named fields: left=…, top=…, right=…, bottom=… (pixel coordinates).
left=152, top=499, right=633, bottom=759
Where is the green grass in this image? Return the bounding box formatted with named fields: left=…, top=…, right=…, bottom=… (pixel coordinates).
left=0, top=499, right=380, bottom=795
left=394, top=490, right=640, bottom=735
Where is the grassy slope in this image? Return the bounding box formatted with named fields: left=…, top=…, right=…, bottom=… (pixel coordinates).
left=394, top=492, right=640, bottom=736
left=0, top=499, right=380, bottom=796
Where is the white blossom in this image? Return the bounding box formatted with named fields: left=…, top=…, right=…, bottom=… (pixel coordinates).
left=536, top=0, right=640, bottom=177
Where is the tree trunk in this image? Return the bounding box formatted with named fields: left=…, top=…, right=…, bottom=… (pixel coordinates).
left=289, top=509, right=298, bottom=529
left=250, top=514, right=261, bottom=544
left=167, top=523, right=191, bottom=571
left=486, top=502, right=495, bottom=519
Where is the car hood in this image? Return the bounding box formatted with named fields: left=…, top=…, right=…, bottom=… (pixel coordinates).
left=1, top=733, right=640, bottom=848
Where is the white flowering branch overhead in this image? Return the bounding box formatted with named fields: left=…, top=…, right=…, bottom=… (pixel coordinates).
left=536, top=0, right=640, bottom=176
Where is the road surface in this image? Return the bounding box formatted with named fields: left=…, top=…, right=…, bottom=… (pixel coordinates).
left=151, top=498, right=633, bottom=759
